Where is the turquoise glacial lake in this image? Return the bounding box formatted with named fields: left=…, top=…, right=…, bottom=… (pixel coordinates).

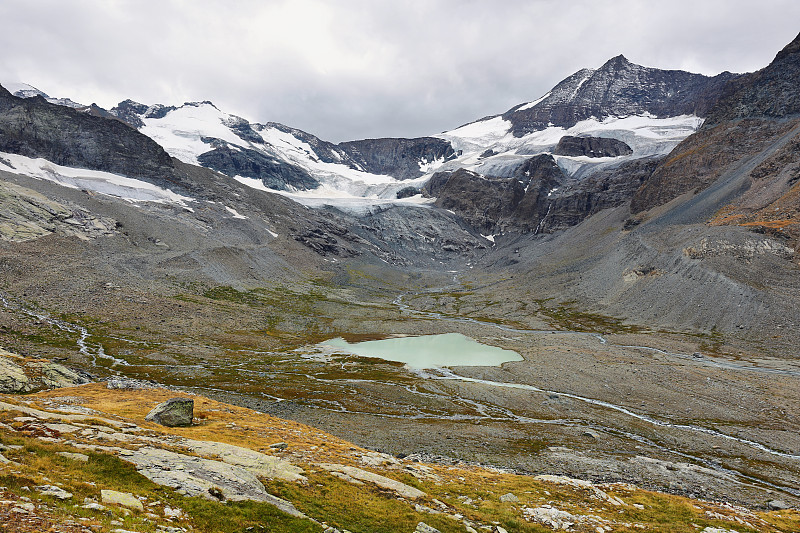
left=322, top=333, right=522, bottom=369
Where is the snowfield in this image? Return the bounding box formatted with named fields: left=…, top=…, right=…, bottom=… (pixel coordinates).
left=135, top=101, right=422, bottom=206
left=5, top=77, right=708, bottom=204
left=437, top=113, right=704, bottom=178
left=233, top=175, right=433, bottom=215
left=0, top=152, right=193, bottom=207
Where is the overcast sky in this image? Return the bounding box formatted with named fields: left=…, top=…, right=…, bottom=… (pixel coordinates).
left=1, top=1, right=798, bottom=142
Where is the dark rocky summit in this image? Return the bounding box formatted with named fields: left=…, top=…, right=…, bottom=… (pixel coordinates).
left=338, top=137, right=456, bottom=180
left=109, top=99, right=149, bottom=129
left=502, top=56, right=738, bottom=136
left=0, top=85, right=177, bottom=190
left=553, top=135, right=633, bottom=158
left=109, top=100, right=178, bottom=127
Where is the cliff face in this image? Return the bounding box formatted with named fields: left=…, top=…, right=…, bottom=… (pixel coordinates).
left=631, top=32, right=800, bottom=225
left=428, top=154, right=661, bottom=235
left=426, top=155, right=566, bottom=234
left=338, top=137, right=456, bottom=180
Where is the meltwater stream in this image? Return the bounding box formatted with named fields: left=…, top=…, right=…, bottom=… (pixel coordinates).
left=0, top=291, right=127, bottom=367
left=390, top=292, right=800, bottom=464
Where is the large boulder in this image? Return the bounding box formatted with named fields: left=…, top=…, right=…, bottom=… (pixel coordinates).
left=145, top=398, right=194, bottom=427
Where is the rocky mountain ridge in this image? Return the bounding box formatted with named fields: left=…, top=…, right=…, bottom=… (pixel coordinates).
left=5, top=53, right=730, bottom=208
left=500, top=55, right=738, bottom=137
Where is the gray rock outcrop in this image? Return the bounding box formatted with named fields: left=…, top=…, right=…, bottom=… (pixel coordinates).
left=145, top=398, right=194, bottom=427
left=122, top=446, right=305, bottom=516
left=0, top=181, right=117, bottom=242
left=338, top=137, right=456, bottom=180
left=100, top=489, right=143, bottom=511
left=0, top=349, right=89, bottom=393
left=553, top=135, right=633, bottom=158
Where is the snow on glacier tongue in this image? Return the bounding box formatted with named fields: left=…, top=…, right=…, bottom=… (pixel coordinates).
left=233, top=175, right=433, bottom=216
left=135, top=101, right=410, bottom=203
left=437, top=113, right=704, bottom=178
left=0, top=151, right=193, bottom=207
left=255, top=126, right=396, bottom=187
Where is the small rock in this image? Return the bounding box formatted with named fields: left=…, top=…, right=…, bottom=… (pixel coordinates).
left=107, top=378, right=155, bottom=390
left=269, top=442, right=288, bottom=451
left=145, top=398, right=194, bottom=427
left=582, top=430, right=600, bottom=439
left=101, top=489, right=144, bottom=511
left=496, top=527, right=509, bottom=533
left=415, top=523, right=441, bottom=533
left=82, top=502, right=107, bottom=511
left=767, top=499, right=790, bottom=510
left=499, top=492, right=519, bottom=503
left=164, top=506, right=183, bottom=518
left=56, top=451, right=89, bottom=462
left=35, top=484, right=73, bottom=500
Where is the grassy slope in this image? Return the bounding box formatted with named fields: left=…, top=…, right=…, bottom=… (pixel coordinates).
left=0, top=384, right=796, bottom=533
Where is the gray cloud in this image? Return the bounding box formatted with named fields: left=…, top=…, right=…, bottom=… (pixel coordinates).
left=0, top=0, right=798, bottom=141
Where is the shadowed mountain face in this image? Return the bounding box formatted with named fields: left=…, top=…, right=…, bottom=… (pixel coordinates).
left=337, top=137, right=457, bottom=180
left=425, top=155, right=566, bottom=234
left=631, top=31, right=800, bottom=246
left=197, top=142, right=320, bottom=191
left=0, top=85, right=177, bottom=190
left=502, top=55, right=738, bottom=137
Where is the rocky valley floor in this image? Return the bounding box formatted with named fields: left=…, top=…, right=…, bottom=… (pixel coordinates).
left=0, top=380, right=798, bottom=533
left=1, top=242, right=799, bottom=520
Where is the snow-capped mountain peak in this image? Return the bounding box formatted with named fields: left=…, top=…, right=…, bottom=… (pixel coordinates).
left=4, top=53, right=739, bottom=208
left=2, top=82, right=85, bottom=108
